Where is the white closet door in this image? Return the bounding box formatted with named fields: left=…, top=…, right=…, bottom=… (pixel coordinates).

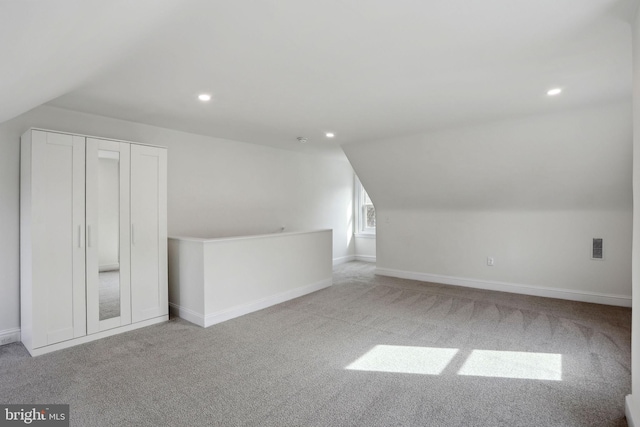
left=31, top=130, right=86, bottom=348
left=86, top=138, right=131, bottom=334
left=130, top=144, right=168, bottom=323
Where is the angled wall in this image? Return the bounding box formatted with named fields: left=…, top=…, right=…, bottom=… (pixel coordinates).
left=343, top=102, right=632, bottom=304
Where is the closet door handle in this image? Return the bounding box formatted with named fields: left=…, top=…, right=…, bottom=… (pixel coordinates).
left=78, top=225, right=82, bottom=248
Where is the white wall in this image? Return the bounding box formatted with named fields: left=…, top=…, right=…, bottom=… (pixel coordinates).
left=343, top=102, right=632, bottom=303
left=169, top=230, right=332, bottom=327
left=0, top=112, right=20, bottom=339
left=0, top=105, right=355, bottom=336
left=628, top=6, right=640, bottom=425
left=376, top=209, right=630, bottom=299
left=354, top=235, right=376, bottom=262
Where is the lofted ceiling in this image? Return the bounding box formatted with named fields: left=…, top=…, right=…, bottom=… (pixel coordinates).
left=1, top=0, right=636, bottom=154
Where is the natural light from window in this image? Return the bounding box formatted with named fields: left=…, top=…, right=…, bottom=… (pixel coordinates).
left=345, top=345, right=562, bottom=381
left=346, top=199, right=354, bottom=247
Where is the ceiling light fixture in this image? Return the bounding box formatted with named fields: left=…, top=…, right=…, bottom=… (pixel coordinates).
left=198, top=94, right=211, bottom=101
left=326, top=132, right=335, bottom=138
left=547, top=88, right=562, bottom=96
left=297, top=137, right=308, bottom=144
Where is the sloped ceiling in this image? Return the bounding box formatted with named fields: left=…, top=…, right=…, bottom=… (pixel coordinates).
left=1, top=0, right=636, bottom=153
left=343, top=102, right=632, bottom=211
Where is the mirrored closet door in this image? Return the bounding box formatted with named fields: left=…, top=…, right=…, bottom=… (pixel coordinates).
left=85, top=138, right=132, bottom=334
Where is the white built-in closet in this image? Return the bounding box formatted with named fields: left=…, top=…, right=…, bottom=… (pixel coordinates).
left=20, top=129, right=168, bottom=356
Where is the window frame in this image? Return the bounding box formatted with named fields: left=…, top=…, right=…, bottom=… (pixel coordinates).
left=355, top=176, right=376, bottom=237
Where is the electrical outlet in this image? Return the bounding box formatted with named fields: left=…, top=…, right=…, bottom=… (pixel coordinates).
left=487, top=257, right=495, bottom=266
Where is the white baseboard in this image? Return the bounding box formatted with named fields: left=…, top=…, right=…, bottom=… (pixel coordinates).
left=627, top=395, right=637, bottom=427
left=333, top=255, right=356, bottom=266
left=334, top=255, right=376, bottom=265
left=204, top=278, right=332, bottom=327
left=169, top=303, right=205, bottom=327
left=0, top=328, right=21, bottom=346
left=375, top=267, right=631, bottom=307
left=27, top=316, right=168, bottom=356
left=171, top=278, right=333, bottom=328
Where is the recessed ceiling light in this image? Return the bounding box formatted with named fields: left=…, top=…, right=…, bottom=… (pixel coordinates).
left=547, top=88, right=562, bottom=96
left=198, top=94, right=211, bottom=101
left=325, top=132, right=335, bottom=138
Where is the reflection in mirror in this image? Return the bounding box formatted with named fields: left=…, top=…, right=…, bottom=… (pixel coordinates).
left=98, top=150, right=120, bottom=321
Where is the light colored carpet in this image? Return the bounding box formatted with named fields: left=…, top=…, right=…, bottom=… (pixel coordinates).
left=0, top=261, right=630, bottom=426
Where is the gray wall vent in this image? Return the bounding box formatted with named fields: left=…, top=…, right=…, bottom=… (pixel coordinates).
left=592, top=238, right=603, bottom=259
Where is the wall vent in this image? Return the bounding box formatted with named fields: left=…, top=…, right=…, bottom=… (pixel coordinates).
left=592, top=238, right=603, bottom=259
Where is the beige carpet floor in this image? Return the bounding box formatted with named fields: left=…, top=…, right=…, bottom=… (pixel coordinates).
left=0, top=261, right=631, bottom=426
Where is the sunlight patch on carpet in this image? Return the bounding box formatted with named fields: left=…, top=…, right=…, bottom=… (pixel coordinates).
left=345, top=345, right=458, bottom=375
left=457, top=350, right=562, bottom=381
left=346, top=346, right=562, bottom=381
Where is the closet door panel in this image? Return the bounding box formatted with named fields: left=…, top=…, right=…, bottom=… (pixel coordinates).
left=130, top=144, right=168, bottom=322
left=30, top=131, right=86, bottom=348
left=86, top=138, right=131, bottom=334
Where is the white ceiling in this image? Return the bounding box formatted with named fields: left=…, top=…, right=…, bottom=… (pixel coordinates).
left=1, top=0, right=636, bottom=153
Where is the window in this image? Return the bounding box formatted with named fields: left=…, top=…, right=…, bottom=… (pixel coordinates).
left=363, top=189, right=376, bottom=230
left=355, top=177, right=375, bottom=235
